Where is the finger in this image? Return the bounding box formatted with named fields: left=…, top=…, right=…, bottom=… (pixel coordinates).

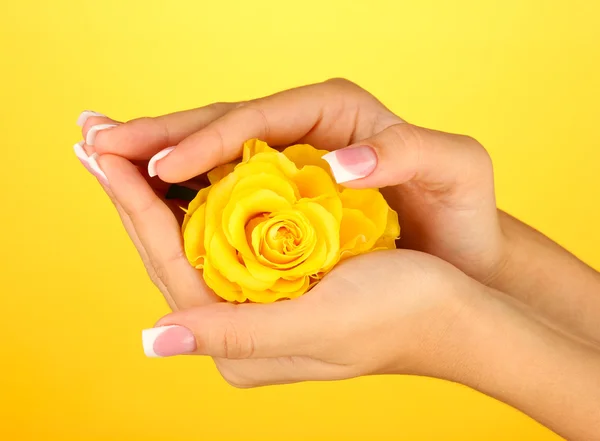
left=78, top=114, right=121, bottom=156
left=213, top=357, right=350, bottom=388
left=78, top=103, right=236, bottom=160
left=110, top=193, right=180, bottom=310
left=322, top=123, right=494, bottom=195
left=102, top=179, right=180, bottom=309
left=151, top=78, right=391, bottom=183
left=74, top=142, right=178, bottom=307
left=96, top=154, right=217, bottom=309
left=142, top=300, right=319, bottom=359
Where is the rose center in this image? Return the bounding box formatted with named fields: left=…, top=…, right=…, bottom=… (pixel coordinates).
left=270, top=223, right=302, bottom=254
left=246, top=210, right=317, bottom=268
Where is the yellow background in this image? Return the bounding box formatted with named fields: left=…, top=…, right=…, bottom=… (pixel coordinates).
left=1, top=0, right=598, bottom=440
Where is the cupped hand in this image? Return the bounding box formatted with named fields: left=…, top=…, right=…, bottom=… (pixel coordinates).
left=77, top=148, right=481, bottom=387
left=77, top=78, right=505, bottom=287
left=144, top=247, right=482, bottom=388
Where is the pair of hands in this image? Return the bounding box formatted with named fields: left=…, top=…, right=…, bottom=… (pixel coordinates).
left=76, top=79, right=514, bottom=386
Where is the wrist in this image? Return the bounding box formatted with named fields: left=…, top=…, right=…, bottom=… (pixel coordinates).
left=447, top=286, right=600, bottom=440
left=488, top=210, right=600, bottom=345
left=394, top=274, right=496, bottom=383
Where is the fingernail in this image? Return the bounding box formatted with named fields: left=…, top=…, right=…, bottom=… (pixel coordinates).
left=74, top=141, right=95, bottom=174
left=86, top=124, right=117, bottom=146
left=148, top=147, right=175, bottom=178
left=322, top=145, right=377, bottom=184
left=142, top=325, right=196, bottom=357
left=74, top=140, right=89, bottom=163
left=76, top=110, right=106, bottom=127
left=74, top=141, right=110, bottom=186
left=88, top=153, right=109, bottom=186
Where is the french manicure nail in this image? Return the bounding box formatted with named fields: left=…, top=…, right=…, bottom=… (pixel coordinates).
left=76, top=110, right=106, bottom=127
left=74, top=141, right=94, bottom=173
left=142, top=325, right=196, bottom=357
left=86, top=124, right=117, bottom=146
left=87, top=153, right=109, bottom=186
left=322, top=145, right=378, bottom=184
left=74, top=141, right=89, bottom=163
left=74, top=142, right=108, bottom=185
left=148, top=147, right=175, bottom=177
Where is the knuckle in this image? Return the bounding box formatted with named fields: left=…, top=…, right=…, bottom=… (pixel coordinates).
left=325, top=77, right=357, bottom=88
left=234, top=101, right=250, bottom=109
left=144, top=266, right=161, bottom=288
left=126, top=116, right=171, bottom=146
left=127, top=116, right=152, bottom=124
left=151, top=258, right=169, bottom=287
left=387, top=123, right=423, bottom=152
left=216, top=313, right=256, bottom=359
left=145, top=248, right=187, bottom=294
left=460, top=135, right=493, bottom=170
left=207, top=101, right=229, bottom=111
left=122, top=191, right=160, bottom=219
left=236, top=104, right=270, bottom=140
left=371, top=110, right=404, bottom=133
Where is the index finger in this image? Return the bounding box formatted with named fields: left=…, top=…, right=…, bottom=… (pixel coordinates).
left=152, top=78, right=386, bottom=183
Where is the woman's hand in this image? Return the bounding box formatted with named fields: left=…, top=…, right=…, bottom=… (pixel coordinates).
left=142, top=250, right=600, bottom=441
left=77, top=78, right=504, bottom=287
left=77, top=78, right=600, bottom=344
left=74, top=82, right=600, bottom=440
left=78, top=147, right=477, bottom=384
left=143, top=249, right=479, bottom=386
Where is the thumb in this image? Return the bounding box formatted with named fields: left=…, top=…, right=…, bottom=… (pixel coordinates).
left=322, top=123, right=493, bottom=191
left=142, top=301, right=317, bottom=359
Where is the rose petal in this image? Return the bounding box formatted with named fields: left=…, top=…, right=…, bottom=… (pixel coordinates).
left=251, top=212, right=316, bottom=268
left=231, top=172, right=298, bottom=203
left=340, top=188, right=389, bottom=239
left=303, top=195, right=343, bottom=225
left=223, top=189, right=292, bottom=256
left=247, top=151, right=299, bottom=178
left=339, top=208, right=378, bottom=257
left=204, top=161, right=287, bottom=250
left=182, top=186, right=211, bottom=232
left=203, top=260, right=245, bottom=303
left=210, top=230, right=278, bottom=289
left=241, top=275, right=310, bottom=303
left=207, top=162, right=237, bottom=184
left=283, top=143, right=331, bottom=172
left=382, top=207, right=401, bottom=240
left=183, top=202, right=207, bottom=267
left=291, top=201, right=340, bottom=274
left=293, top=165, right=336, bottom=199
left=242, top=139, right=279, bottom=162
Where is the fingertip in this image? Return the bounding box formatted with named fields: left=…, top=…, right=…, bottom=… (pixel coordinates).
left=77, top=110, right=106, bottom=127
left=85, top=123, right=119, bottom=146
left=148, top=147, right=176, bottom=178
left=81, top=115, right=117, bottom=138
left=142, top=325, right=197, bottom=358
left=323, top=146, right=378, bottom=185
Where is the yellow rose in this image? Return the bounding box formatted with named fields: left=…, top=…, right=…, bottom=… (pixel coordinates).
left=182, top=139, right=400, bottom=303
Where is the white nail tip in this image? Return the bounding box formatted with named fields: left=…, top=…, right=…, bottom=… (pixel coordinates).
left=142, top=325, right=178, bottom=358
left=322, top=151, right=365, bottom=184
left=147, top=147, right=176, bottom=177
left=73, top=141, right=88, bottom=161
left=86, top=124, right=117, bottom=146
left=87, top=153, right=107, bottom=181
left=76, top=110, right=106, bottom=127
